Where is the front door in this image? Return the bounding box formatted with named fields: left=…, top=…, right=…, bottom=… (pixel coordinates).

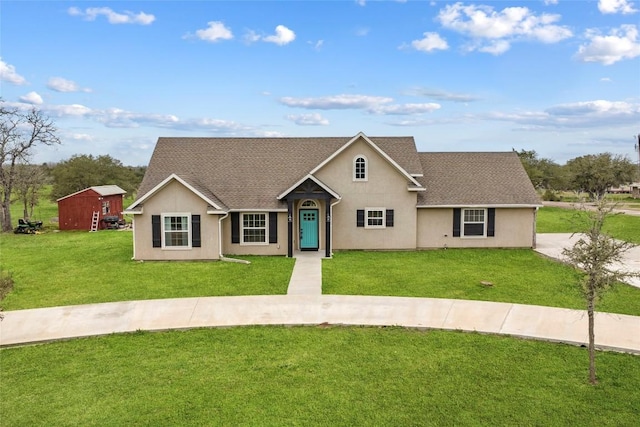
left=299, top=209, right=319, bottom=250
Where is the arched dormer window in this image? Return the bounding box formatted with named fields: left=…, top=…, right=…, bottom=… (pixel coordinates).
left=353, top=155, right=367, bottom=181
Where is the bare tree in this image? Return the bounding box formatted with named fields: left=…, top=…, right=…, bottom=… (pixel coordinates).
left=0, top=102, right=60, bottom=232
left=562, top=199, right=639, bottom=384
left=13, top=164, right=48, bottom=219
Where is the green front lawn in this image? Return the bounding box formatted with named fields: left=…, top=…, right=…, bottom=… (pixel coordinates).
left=537, top=206, right=640, bottom=244
left=2, top=327, right=639, bottom=425
left=0, top=232, right=294, bottom=310
left=323, top=249, right=640, bottom=316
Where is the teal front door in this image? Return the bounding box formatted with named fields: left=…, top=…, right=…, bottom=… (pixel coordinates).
left=299, top=209, right=319, bottom=250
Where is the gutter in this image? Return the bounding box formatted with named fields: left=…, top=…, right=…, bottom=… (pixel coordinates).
left=218, top=212, right=250, bottom=265
left=329, top=198, right=342, bottom=257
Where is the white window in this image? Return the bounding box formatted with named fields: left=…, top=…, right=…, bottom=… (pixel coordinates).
left=163, top=214, right=190, bottom=247
left=366, top=208, right=385, bottom=229
left=463, top=209, right=486, bottom=237
left=354, top=155, right=367, bottom=181
left=102, top=201, right=110, bottom=215
left=242, top=213, right=267, bottom=244
left=301, top=200, right=317, bottom=207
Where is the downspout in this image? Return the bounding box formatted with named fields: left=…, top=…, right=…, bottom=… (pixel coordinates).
left=329, top=198, right=342, bottom=257
left=218, top=212, right=250, bottom=264
left=532, top=207, right=539, bottom=249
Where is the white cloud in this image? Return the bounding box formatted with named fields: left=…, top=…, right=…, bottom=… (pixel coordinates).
left=574, top=25, right=640, bottom=65
left=19, top=91, right=43, bottom=105
left=436, top=3, right=572, bottom=54
left=598, top=0, right=638, bottom=14
left=410, top=32, right=449, bottom=52
left=478, top=40, right=511, bottom=55
left=45, top=103, right=94, bottom=117
left=193, top=21, right=234, bottom=43
left=355, top=27, right=370, bottom=37
left=407, top=88, right=480, bottom=102
left=544, top=0, right=559, bottom=4
left=487, top=100, right=640, bottom=128
left=280, top=94, right=394, bottom=110
left=263, top=25, right=296, bottom=45
left=308, top=40, right=324, bottom=50
left=600, top=77, right=612, bottom=82
left=286, top=113, right=330, bottom=126
left=68, top=6, right=155, bottom=25
left=0, top=58, right=27, bottom=85
left=47, top=77, right=91, bottom=93
left=369, top=103, right=441, bottom=115
left=69, top=133, right=94, bottom=142
left=279, top=94, right=441, bottom=116
left=0, top=100, right=252, bottom=133
left=356, top=0, right=367, bottom=6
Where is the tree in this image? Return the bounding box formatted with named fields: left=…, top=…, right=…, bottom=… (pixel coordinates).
left=514, top=149, right=566, bottom=191
left=561, top=198, right=639, bottom=384
left=565, top=153, right=636, bottom=200
left=12, top=164, right=49, bottom=219
left=0, top=102, right=60, bottom=232
left=50, top=154, right=142, bottom=200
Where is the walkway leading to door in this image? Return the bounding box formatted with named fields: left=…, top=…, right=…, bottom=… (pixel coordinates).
left=286, top=251, right=323, bottom=295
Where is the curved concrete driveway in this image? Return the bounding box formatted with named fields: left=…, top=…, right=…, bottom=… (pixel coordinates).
left=1, top=234, right=639, bottom=353
left=2, top=295, right=639, bottom=353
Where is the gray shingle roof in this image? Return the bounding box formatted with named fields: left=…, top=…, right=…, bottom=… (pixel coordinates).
left=135, top=136, right=421, bottom=210
left=416, top=152, right=541, bottom=206
left=57, top=185, right=126, bottom=201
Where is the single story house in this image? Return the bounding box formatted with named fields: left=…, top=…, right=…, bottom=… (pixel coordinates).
left=58, top=185, right=126, bottom=231
left=125, top=132, right=542, bottom=260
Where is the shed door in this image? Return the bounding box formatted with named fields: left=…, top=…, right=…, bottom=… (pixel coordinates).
left=299, top=209, right=319, bottom=250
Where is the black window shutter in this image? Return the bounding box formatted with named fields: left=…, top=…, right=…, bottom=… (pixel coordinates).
left=269, top=212, right=278, bottom=244
left=152, top=215, right=161, bottom=248
left=356, top=209, right=365, bottom=227
left=192, top=215, right=201, bottom=247
left=452, top=208, right=461, bottom=237
left=386, top=209, right=394, bottom=227
left=231, top=212, right=240, bottom=244
left=487, top=208, right=495, bottom=237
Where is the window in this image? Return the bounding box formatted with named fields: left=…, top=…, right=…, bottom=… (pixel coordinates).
left=354, top=155, right=367, bottom=181
left=463, top=209, right=485, bottom=237
left=357, top=209, right=394, bottom=228
left=163, top=215, right=190, bottom=247
left=366, top=209, right=384, bottom=228
left=301, top=200, right=317, bottom=207
left=102, top=201, right=110, bottom=215
left=242, top=213, right=267, bottom=244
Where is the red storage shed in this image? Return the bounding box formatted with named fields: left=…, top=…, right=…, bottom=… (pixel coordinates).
left=57, top=185, right=126, bottom=231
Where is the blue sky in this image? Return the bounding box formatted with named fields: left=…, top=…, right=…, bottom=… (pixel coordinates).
left=2, top=0, right=639, bottom=166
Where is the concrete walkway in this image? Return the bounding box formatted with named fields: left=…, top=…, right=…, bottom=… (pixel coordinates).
left=286, top=252, right=323, bottom=295
left=1, top=234, right=639, bottom=352
left=535, top=233, right=640, bottom=288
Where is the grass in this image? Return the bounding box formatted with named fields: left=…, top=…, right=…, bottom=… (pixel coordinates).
left=0, top=231, right=294, bottom=310
left=537, top=206, right=640, bottom=244
left=2, top=209, right=639, bottom=314
left=323, top=249, right=640, bottom=316
left=2, top=326, right=639, bottom=426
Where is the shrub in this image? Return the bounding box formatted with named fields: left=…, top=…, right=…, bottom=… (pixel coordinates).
left=542, top=189, right=560, bottom=201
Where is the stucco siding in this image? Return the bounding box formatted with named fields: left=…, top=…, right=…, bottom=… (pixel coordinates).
left=316, top=137, right=418, bottom=250
left=222, top=212, right=288, bottom=256
left=132, top=180, right=220, bottom=260
left=417, top=208, right=536, bottom=249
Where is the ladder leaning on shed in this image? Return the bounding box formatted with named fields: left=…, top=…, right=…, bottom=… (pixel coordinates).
left=90, top=211, right=100, bottom=232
